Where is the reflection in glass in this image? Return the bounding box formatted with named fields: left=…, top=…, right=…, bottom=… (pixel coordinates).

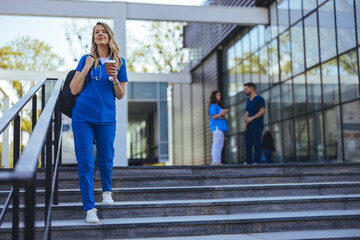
left=235, top=63, right=244, bottom=94
left=269, top=40, right=279, bottom=84
left=251, top=52, right=260, bottom=87
left=228, top=68, right=237, bottom=97
left=295, top=117, right=309, bottom=161
left=319, top=0, right=336, bottom=62
left=133, top=82, right=157, bottom=99
left=259, top=46, right=269, bottom=91
left=303, top=0, right=317, bottom=16
left=294, top=74, right=307, bottom=116
left=229, top=135, right=238, bottom=163
left=279, top=31, right=292, bottom=81
left=270, top=123, right=283, bottom=163
left=270, top=2, right=278, bottom=39
left=281, top=80, right=293, bottom=119
left=307, top=67, right=322, bottom=112
left=229, top=105, right=237, bottom=134
left=289, top=0, right=302, bottom=25
left=243, top=34, right=250, bottom=59
left=160, top=101, right=168, bottom=141
left=258, top=25, right=266, bottom=48
left=309, top=111, right=325, bottom=162
left=342, top=101, right=360, bottom=162
left=262, top=90, right=270, bottom=125
left=235, top=39, right=243, bottom=65
left=304, top=11, right=320, bottom=68
left=322, top=58, right=339, bottom=107
left=278, top=0, right=290, bottom=34
left=250, top=27, right=259, bottom=53
left=324, top=106, right=343, bottom=162
left=238, top=102, right=247, bottom=132
left=227, top=45, right=236, bottom=70
left=336, top=0, right=356, bottom=54
left=283, top=120, right=295, bottom=162
left=291, top=21, right=305, bottom=75
left=339, top=50, right=359, bottom=102
left=270, top=85, right=282, bottom=122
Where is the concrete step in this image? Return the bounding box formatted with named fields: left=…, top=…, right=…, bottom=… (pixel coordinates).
left=121, top=229, right=360, bottom=240
left=46, top=172, right=360, bottom=189
left=1, top=210, right=359, bottom=239
left=1, top=182, right=360, bottom=204
left=30, top=163, right=360, bottom=178
left=1, top=194, right=360, bottom=222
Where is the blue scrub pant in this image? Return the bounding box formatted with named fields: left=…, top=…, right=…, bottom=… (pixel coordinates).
left=72, top=117, right=116, bottom=211
left=245, top=127, right=263, bottom=164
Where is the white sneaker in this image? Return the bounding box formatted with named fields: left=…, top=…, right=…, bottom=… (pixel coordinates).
left=86, top=208, right=99, bottom=223
left=102, top=191, right=114, bottom=205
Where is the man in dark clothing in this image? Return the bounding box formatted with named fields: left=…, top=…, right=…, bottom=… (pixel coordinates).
left=243, top=82, right=265, bottom=164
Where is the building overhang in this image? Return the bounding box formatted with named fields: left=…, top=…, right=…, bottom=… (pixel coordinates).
left=0, top=0, right=269, bottom=26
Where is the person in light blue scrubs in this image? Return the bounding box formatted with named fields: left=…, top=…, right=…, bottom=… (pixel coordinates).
left=69, top=22, right=128, bottom=223
left=208, top=90, right=229, bottom=165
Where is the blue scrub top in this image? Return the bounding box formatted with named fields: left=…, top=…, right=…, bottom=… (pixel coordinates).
left=245, top=95, right=265, bottom=130
left=72, top=54, right=128, bottom=124
left=208, top=104, right=228, bottom=132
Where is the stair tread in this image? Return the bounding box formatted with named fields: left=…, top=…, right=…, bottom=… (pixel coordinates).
left=121, top=229, right=360, bottom=240
left=1, top=209, right=360, bottom=229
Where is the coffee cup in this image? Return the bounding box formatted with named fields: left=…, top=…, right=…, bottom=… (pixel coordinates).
left=105, top=59, right=116, bottom=75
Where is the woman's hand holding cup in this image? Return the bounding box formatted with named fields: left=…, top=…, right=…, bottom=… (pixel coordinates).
left=105, top=59, right=117, bottom=81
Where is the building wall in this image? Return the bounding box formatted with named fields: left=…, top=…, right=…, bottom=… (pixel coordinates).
left=172, top=53, right=218, bottom=165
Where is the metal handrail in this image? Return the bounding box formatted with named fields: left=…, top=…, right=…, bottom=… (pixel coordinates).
left=0, top=77, right=64, bottom=240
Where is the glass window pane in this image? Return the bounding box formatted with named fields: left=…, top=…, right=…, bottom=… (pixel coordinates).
left=283, top=120, right=296, bottom=162
left=227, top=45, right=236, bottom=70
left=279, top=31, right=292, bottom=81
left=160, top=101, right=168, bottom=141
left=229, top=135, right=238, bottom=163
left=295, top=116, right=309, bottom=161
left=228, top=68, right=237, bottom=97
left=270, top=2, right=278, bottom=39
left=281, top=80, right=293, bottom=119
left=229, top=105, right=237, bottom=134
left=251, top=52, right=260, bottom=87
left=238, top=134, right=245, bottom=164
left=262, top=90, right=270, bottom=125
left=259, top=46, right=270, bottom=91
left=243, top=34, right=250, bottom=58
left=318, top=0, right=328, bottom=5
left=356, top=0, right=360, bottom=45
left=289, top=0, right=302, bottom=25
left=319, top=0, right=337, bottom=62
left=322, top=58, right=339, bottom=107
left=309, top=111, right=325, bottom=162
left=133, top=82, right=157, bottom=99
left=160, top=83, right=167, bottom=99
left=303, top=0, right=317, bottom=16
left=270, top=85, right=282, bottom=122
left=304, top=11, right=320, bottom=67
left=342, top=101, right=360, bottom=162
left=307, top=66, right=322, bottom=112
left=278, top=0, right=290, bottom=34
left=235, top=39, right=243, bottom=65
left=235, top=63, right=244, bottom=93
left=324, top=106, right=343, bottom=162
left=250, top=27, right=259, bottom=53
left=271, top=123, right=283, bottom=163
left=294, top=74, right=307, bottom=116
left=336, top=0, right=356, bottom=54
left=291, top=21, right=305, bottom=75
left=238, top=102, right=246, bottom=132
left=339, top=50, right=359, bottom=102
left=269, top=40, right=280, bottom=84
left=258, top=25, right=266, bottom=48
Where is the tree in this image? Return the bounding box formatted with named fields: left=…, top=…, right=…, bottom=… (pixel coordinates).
left=0, top=37, right=64, bottom=167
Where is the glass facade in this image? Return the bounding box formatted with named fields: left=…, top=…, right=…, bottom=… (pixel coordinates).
left=224, top=0, right=360, bottom=163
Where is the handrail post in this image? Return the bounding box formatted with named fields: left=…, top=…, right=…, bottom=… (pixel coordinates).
left=45, top=114, right=53, bottom=240
left=54, top=99, right=60, bottom=205
left=41, top=85, right=46, bottom=168
left=24, top=175, right=36, bottom=240
left=12, top=114, right=21, bottom=240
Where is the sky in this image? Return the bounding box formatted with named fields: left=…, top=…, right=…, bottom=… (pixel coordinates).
left=0, top=0, right=203, bottom=71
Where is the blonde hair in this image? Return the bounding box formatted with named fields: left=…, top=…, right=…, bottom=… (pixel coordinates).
left=91, top=22, right=122, bottom=68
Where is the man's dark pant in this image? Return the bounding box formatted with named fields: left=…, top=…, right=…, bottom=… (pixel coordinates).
left=245, top=126, right=263, bottom=164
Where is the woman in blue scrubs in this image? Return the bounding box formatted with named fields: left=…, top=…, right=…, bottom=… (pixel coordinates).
left=70, top=22, right=128, bottom=223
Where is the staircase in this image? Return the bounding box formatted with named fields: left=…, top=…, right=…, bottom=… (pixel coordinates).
left=1, top=163, right=360, bottom=240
